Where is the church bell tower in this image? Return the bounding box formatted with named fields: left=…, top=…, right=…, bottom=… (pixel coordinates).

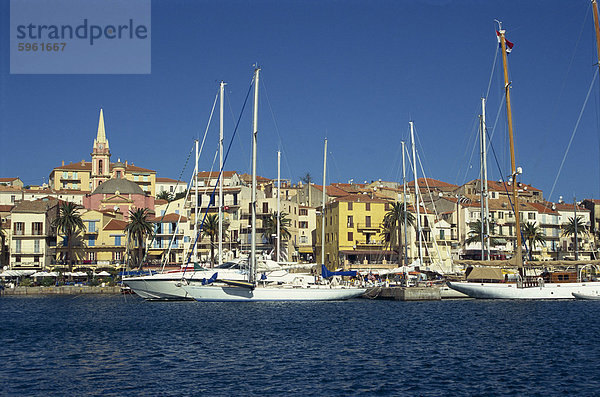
left=91, top=108, right=111, bottom=190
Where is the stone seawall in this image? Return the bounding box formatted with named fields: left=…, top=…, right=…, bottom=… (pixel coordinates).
left=1, top=286, right=122, bottom=295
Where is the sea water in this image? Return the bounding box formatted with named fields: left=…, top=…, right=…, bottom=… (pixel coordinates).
left=1, top=295, right=599, bottom=396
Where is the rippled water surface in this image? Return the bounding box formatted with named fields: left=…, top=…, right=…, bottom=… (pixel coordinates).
left=1, top=295, right=599, bottom=396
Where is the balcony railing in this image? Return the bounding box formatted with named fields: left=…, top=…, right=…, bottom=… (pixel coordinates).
left=356, top=223, right=379, bottom=230
left=355, top=240, right=384, bottom=247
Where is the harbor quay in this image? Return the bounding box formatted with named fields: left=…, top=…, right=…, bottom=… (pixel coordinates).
left=1, top=285, right=121, bottom=296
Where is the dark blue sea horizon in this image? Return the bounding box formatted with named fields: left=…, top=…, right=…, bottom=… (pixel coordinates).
left=1, top=295, right=599, bottom=396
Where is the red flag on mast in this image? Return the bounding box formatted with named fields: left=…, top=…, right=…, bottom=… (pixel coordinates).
left=496, top=31, right=514, bottom=53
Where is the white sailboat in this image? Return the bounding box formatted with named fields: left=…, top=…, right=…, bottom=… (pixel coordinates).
left=124, top=79, right=317, bottom=300
left=448, top=20, right=600, bottom=300
left=182, top=67, right=366, bottom=301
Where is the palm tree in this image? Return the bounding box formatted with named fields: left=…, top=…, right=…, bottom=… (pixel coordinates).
left=262, top=212, right=291, bottom=254
left=561, top=216, right=588, bottom=259
left=521, top=222, right=545, bottom=260
left=383, top=202, right=415, bottom=265
left=52, top=202, right=85, bottom=276
left=561, top=216, right=587, bottom=238
left=200, top=213, right=230, bottom=267
left=202, top=214, right=218, bottom=267
left=125, top=208, right=153, bottom=269
left=464, top=219, right=502, bottom=248
left=156, top=191, right=173, bottom=202
left=300, top=173, right=312, bottom=184
left=173, top=189, right=188, bottom=201
left=300, top=173, right=313, bottom=206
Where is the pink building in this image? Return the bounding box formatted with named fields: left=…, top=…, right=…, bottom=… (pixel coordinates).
left=83, top=175, right=154, bottom=220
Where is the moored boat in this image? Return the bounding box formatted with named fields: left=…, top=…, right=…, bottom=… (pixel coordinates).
left=183, top=67, right=366, bottom=302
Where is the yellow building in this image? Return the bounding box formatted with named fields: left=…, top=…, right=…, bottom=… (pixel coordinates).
left=49, top=109, right=156, bottom=196
left=55, top=209, right=127, bottom=270
left=316, top=195, right=394, bottom=270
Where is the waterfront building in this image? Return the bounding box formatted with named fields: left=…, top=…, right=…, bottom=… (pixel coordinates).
left=69, top=209, right=128, bottom=269
left=156, top=177, right=187, bottom=198
left=528, top=202, right=561, bottom=260
left=456, top=179, right=544, bottom=203
left=295, top=183, right=347, bottom=208
left=582, top=199, right=600, bottom=249
left=82, top=175, right=154, bottom=221
left=48, top=109, right=157, bottom=196
left=553, top=202, right=594, bottom=260
left=0, top=205, right=13, bottom=268
left=297, top=205, right=316, bottom=262
left=21, top=188, right=87, bottom=205
left=238, top=173, right=271, bottom=191
left=146, top=198, right=192, bottom=266
left=316, top=195, right=393, bottom=270
left=9, top=198, right=59, bottom=270
left=187, top=179, right=247, bottom=263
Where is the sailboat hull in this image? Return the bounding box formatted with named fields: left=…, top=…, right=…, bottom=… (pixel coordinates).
left=123, top=270, right=317, bottom=301
left=182, top=284, right=367, bottom=302
left=123, top=277, right=192, bottom=300
left=448, top=281, right=600, bottom=300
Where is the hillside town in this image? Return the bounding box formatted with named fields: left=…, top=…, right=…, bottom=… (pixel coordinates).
left=1, top=109, right=599, bottom=275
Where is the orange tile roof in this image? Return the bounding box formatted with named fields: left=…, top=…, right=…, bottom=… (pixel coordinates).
left=150, top=213, right=188, bottom=223
left=104, top=219, right=128, bottom=231
left=52, top=161, right=155, bottom=173
left=312, top=184, right=350, bottom=197
left=415, top=178, right=458, bottom=189
left=469, top=179, right=542, bottom=193
left=156, top=177, right=186, bottom=183
left=0, top=177, right=19, bottom=183
left=238, top=173, right=271, bottom=183
left=125, top=164, right=155, bottom=173
left=53, top=161, right=92, bottom=171
left=0, top=205, right=14, bottom=212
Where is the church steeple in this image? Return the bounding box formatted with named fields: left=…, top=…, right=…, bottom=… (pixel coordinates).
left=91, top=108, right=111, bottom=190
left=93, top=108, right=109, bottom=149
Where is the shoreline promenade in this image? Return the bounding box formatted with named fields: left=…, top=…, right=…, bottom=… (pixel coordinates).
left=1, top=285, right=122, bottom=296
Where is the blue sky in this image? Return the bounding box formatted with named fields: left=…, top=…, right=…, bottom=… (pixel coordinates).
left=1, top=0, right=600, bottom=203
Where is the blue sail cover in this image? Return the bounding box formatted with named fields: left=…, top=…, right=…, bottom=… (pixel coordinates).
left=321, top=265, right=357, bottom=278
left=201, top=272, right=218, bottom=285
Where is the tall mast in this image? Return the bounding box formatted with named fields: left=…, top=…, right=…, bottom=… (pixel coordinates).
left=410, top=121, right=423, bottom=266
left=194, top=139, right=199, bottom=265
left=482, top=97, right=490, bottom=259
left=218, top=81, right=225, bottom=268
left=593, top=0, right=600, bottom=77
left=590, top=0, right=600, bottom=280
left=250, top=67, right=260, bottom=284
left=479, top=97, right=490, bottom=260
left=277, top=150, right=281, bottom=263
left=402, top=141, right=408, bottom=266
left=321, top=138, right=328, bottom=267
left=479, top=107, right=485, bottom=261
left=498, top=26, right=523, bottom=270
left=574, top=197, right=579, bottom=262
